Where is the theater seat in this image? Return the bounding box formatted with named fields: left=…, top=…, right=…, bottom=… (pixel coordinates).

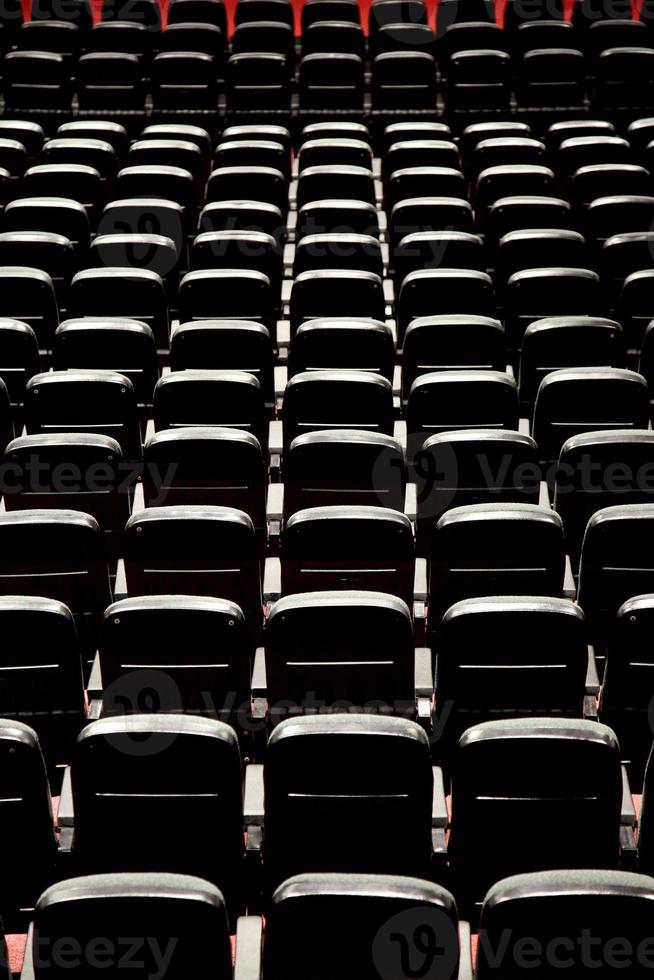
left=23, top=872, right=232, bottom=979
left=66, top=716, right=245, bottom=921
left=256, top=873, right=467, bottom=980
left=477, top=870, right=654, bottom=979
left=447, top=718, right=624, bottom=911
left=248, top=714, right=436, bottom=893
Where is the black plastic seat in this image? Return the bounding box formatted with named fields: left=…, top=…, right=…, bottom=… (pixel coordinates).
left=446, top=50, right=512, bottom=111
left=578, top=503, right=654, bottom=642
left=153, top=370, right=266, bottom=448
left=98, top=595, right=253, bottom=721
left=226, top=52, right=291, bottom=110
left=288, top=318, right=394, bottom=381
left=402, top=315, right=505, bottom=397
left=42, top=137, right=116, bottom=180
left=293, top=233, right=382, bottom=278
left=389, top=197, right=473, bottom=250
left=213, top=139, right=288, bottom=177
left=296, top=198, right=380, bottom=239
left=236, top=0, right=293, bottom=25
left=0, top=510, right=111, bottom=642
left=393, top=231, right=485, bottom=294
left=261, top=714, right=434, bottom=891
left=98, top=198, right=184, bottom=268
left=282, top=370, right=394, bottom=448
left=477, top=869, right=654, bottom=979
left=53, top=318, right=157, bottom=405
left=600, top=594, right=654, bottom=784
left=264, top=589, right=418, bottom=718
left=299, top=52, right=364, bottom=110
left=595, top=47, right=654, bottom=109
left=25, top=872, right=232, bottom=979
left=0, top=318, right=40, bottom=411
left=302, top=0, right=360, bottom=29
left=68, top=268, right=168, bottom=351
left=371, top=50, right=438, bottom=109
left=0, top=267, right=58, bottom=351
left=199, top=199, right=284, bottom=238
left=101, top=0, right=160, bottom=27
left=69, top=716, right=244, bottom=918
left=504, top=267, right=601, bottom=348
left=87, top=234, right=179, bottom=304
left=290, top=270, right=384, bottom=334
left=282, top=430, right=407, bottom=516
left=517, top=48, right=585, bottom=107
left=0, top=232, right=76, bottom=310
left=586, top=195, right=654, bottom=249
left=24, top=369, right=142, bottom=461
left=414, top=430, right=540, bottom=544
left=434, top=597, right=588, bottom=770
left=20, top=164, right=102, bottom=223
left=428, top=503, right=566, bottom=626
left=519, top=316, right=624, bottom=409
left=533, top=366, right=648, bottom=465
left=303, top=19, right=364, bottom=56
left=397, top=270, right=494, bottom=344
left=231, top=19, right=294, bottom=60
left=0, top=720, right=56, bottom=927
left=386, top=167, right=466, bottom=212
left=167, top=0, right=226, bottom=31
left=3, top=433, right=130, bottom=536
left=207, top=165, right=287, bottom=213
left=170, top=319, right=273, bottom=402
left=190, top=230, right=282, bottom=294
left=448, top=718, right=622, bottom=910
left=178, top=270, right=275, bottom=333
left=616, top=269, right=654, bottom=354
left=485, top=196, right=573, bottom=253
left=143, top=428, right=266, bottom=535
left=158, top=21, right=224, bottom=60
left=496, top=230, right=588, bottom=298
left=151, top=52, right=218, bottom=111
left=31, top=0, right=91, bottom=27
left=280, top=510, right=414, bottom=605
left=262, top=873, right=461, bottom=980
left=369, top=0, right=428, bottom=32
left=407, top=370, right=518, bottom=460
left=0, top=597, right=84, bottom=780
left=298, top=137, right=372, bottom=172
left=84, top=20, right=152, bottom=57
left=76, top=53, right=144, bottom=111
left=3, top=51, right=72, bottom=110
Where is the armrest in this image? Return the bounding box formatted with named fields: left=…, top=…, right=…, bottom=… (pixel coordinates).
left=234, top=916, right=263, bottom=980
left=404, top=482, right=417, bottom=523
left=268, top=420, right=283, bottom=457
left=415, top=647, right=434, bottom=698
left=538, top=480, right=551, bottom=508
left=562, top=552, right=576, bottom=599
left=263, top=557, right=281, bottom=604
left=57, top=766, right=75, bottom=828
left=457, top=922, right=473, bottom=980
left=274, top=365, right=287, bottom=400
left=251, top=648, right=267, bottom=695
left=621, top=765, right=636, bottom=827
left=113, top=559, right=128, bottom=600
left=266, top=483, right=284, bottom=523
left=432, top=766, right=448, bottom=829
left=414, top=558, right=427, bottom=603
left=87, top=653, right=103, bottom=700
left=20, top=924, right=35, bottom=980
left=393, top=420, right=407, bottom=449
left=244, top=764, right=265, bottom=827
left=586, top=646, right=600, bottom=696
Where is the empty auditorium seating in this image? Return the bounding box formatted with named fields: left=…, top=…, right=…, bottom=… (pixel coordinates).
left=0, top=0, right=652, bottom=960
left=24, top=872, right=233, bottom=978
